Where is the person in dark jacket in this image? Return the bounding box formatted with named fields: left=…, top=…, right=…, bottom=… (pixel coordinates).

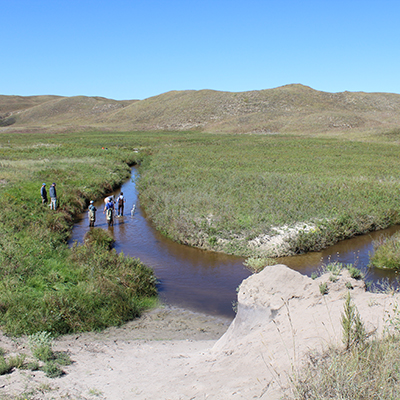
left=41, top=183, right=48, bottom=204
left=49, top=182, right=57, bottom=210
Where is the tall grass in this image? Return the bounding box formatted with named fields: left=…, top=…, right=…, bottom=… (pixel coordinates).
left=2, top=130, right=400, bottom=333
left=137, top=134, right=400, bottom=256
left=0, top=131, right=161, bottom=335
left=370, top=232, right=400, bottom=269
left=288, top=293, right=400, bottom=399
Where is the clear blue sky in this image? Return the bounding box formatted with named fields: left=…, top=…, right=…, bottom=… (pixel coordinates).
left=2, top=0, right=399, bottom=100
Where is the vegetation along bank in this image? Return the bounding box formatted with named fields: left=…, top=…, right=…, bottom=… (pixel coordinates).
left=2, top=129, right=400, bottom=335
left=0, top=131, right=163, bottom=335
left=137, top=133, right=400, bottom=258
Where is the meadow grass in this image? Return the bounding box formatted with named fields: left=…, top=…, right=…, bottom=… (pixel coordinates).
left=2, top=129, right=400, bottom=334
left=136, top=133, right=400, bottom=256
left=0, top=131, right=161, bottom=335
left=370, top=231, right=400, bottom=270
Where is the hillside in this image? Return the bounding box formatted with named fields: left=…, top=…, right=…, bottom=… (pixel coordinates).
left=2, top=84, right=400, bottom=135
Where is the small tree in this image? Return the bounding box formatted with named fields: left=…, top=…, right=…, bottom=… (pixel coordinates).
left=341, top=292, right=366, bottom=350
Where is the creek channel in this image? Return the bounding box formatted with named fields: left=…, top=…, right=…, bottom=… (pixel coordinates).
left=70, top=168, right=400, bottom=319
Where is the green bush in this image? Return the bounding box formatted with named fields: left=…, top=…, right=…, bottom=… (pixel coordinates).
left=370, top=232, right=400, bottom=269
left=0, top=355, right=12, bottom=375
left=42, top=361, right=63, bottom=378
left=243, top=256, right=274, bottom=273
left=319, top=282, right=328, bottom=295
left=28, top=331, right=53, bottom=361
left=347, top=265, right=363, bottom=280
left=83, top=227, right=115, bottom=249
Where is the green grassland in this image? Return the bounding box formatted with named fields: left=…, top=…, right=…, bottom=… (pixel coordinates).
left=1, top=128, right=400, bottom=335
left=0, top=131, right=161, bottom=335
left=137, top=133, right=400, bottom=256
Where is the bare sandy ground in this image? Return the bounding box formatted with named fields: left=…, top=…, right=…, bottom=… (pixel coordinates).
left=1, top=265, right=398, bottom=400
left=0, top=306, right=232, bottom=400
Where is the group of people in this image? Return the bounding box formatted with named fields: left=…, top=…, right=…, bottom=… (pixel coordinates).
left=40, top=182, right=127, bottom=228
left=88, top=192, right=126, bottom=227
left=40, top=182, right=57, bottom=210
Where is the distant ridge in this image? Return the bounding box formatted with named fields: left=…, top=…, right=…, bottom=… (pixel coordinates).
left=2, top=85, right=400, bottom=136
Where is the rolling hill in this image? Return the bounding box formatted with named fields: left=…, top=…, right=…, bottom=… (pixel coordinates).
left=2, top=84, right=400, bottom=136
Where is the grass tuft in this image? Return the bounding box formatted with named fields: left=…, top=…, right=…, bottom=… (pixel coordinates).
left=370, top=232, right=400, bottom=269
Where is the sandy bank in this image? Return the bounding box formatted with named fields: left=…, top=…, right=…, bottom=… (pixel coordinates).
left=1, top=265, right=399, bottom=399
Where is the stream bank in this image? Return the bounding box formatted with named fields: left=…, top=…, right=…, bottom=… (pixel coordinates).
left=70, top=168, right=400, bottom=319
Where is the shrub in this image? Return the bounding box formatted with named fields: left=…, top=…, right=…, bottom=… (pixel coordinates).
left=310, top=272, right=318, bottom=280
left=42, top=361, right=63, bottom=378
left=53, top=351, right=72, bottom=366
left=319, top=282, right=328, bottom=295
left=0, top=355, right=12, bottom=375
left=370, top=232, right=400, bottom=269
left=7, top=353, right=26, bottom=369
left=324, top=261, right=343, bottom=276
left=83, top=227, right=115, bottom=250
left=347, top=264, right=363, bottom=280
left=289, top=292, right=371, bottom=399
left=28, top=331, right=54, bottom=362
left=243, top=257, right=274, bottom=273
left=341, top=292, right=366, bottom=350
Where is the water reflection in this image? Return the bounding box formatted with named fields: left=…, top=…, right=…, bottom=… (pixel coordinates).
left=278, top=225, right=400, bottom=287
left=70, top=168, right=400, bottom=318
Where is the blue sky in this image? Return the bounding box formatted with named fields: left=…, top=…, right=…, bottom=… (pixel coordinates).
left=2, top=0, right=399, bottom=100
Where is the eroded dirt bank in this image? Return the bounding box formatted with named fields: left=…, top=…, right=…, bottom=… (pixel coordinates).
left=1, top=265, right=398, bottom=399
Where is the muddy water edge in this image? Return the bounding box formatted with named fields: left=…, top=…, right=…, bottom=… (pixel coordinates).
left=70, top=168, right=400, bottom=319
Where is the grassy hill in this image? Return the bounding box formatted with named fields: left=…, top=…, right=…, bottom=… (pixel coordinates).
left=2, top=84, right=400, bottom=136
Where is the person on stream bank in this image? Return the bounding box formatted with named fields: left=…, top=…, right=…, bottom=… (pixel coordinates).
left=49, top=182, right=57, bottom=210
left=40, top=183, right=47, bottom=204
left=88, top=201, right=97, bottom=227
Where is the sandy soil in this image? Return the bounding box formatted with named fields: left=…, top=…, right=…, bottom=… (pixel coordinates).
left=1, top=264, right=397, bottom=400
left=0, top=306, right=232, bottom=400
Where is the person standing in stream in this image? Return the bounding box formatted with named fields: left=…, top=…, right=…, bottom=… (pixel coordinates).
left=104, top=197, right=115, bottom=226
left=117, top=192, right=126, bottom=216
left=88, top=200, right=97, bottom=227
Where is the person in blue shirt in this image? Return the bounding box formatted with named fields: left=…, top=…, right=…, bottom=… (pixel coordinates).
left=49, top=183, right=57, bottom=210
left=103, top=198, right=115, bottom=226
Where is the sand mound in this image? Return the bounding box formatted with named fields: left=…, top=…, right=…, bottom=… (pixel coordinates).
left=1, top=265, right=398, bottom=399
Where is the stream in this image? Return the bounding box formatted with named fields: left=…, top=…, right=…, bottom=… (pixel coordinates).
left=70, top=168, right=400, bottom=319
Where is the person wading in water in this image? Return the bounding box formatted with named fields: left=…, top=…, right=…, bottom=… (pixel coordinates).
left=88, top=200, right=97, bottom=227
left=104, top=197, right=115, bottom=226
left=117, top=192, right=126, bottom=217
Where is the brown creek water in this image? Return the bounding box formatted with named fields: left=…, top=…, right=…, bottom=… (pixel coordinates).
left=70, top=168, right=400, bottom=319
